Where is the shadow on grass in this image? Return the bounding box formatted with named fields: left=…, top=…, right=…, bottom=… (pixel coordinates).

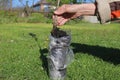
left=71, top=43, right=120, bottom=65
left=29, top=33, right=49, bottom=75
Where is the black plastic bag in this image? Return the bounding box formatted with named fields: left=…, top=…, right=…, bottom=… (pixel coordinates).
left=48, top=29, right=74, bottom=80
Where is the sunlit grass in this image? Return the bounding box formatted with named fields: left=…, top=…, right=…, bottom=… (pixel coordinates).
left=0, top=23, right=120, bottom=80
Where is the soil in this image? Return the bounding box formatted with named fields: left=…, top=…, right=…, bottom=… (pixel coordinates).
left=51, top=26, right=68, bottom=38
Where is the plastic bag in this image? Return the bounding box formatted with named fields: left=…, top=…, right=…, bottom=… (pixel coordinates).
left=48, top=32, right=74, bottom=80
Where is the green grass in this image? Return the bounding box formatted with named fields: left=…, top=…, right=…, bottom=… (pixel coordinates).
left=0, top=23, right=120, bottom=80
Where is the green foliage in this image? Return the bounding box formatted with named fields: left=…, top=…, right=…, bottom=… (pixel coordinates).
left=27, top=13, right=52, bottom=23
left=0, top=10, right=18, bottom=24
left=71, top=0, right=77, bottom=4
left=0, top=23, right=120, bottom=80
left=27, top=13, right=47, bottom=23
left=16, top=17, right=28, bottom=23
left=47, top=0, right=71, bottom=5
left=0, top=11, right=52, bottom=23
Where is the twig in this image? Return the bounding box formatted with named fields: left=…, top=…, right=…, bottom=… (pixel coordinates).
left=53, top=0, right=61, bottom=28
left=57, top=0, right=61, bottom=8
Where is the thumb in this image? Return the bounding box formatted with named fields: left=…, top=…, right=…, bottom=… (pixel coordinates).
left=54, top=5, right=66, bottom=15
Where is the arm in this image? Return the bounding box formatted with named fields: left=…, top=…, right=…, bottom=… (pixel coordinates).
left=95, top=0, right=120, bottom=23
left=53, top=0, right=120, bottom=26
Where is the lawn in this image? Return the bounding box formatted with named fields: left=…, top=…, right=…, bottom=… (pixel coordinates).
left=0, top=23, right=120, bottom=80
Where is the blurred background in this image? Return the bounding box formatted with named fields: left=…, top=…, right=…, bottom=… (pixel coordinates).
left=0, top=0, right=97, bottom=24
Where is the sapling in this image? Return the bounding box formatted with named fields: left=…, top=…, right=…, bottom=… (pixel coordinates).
left=48, top=0, right=74, bottom=80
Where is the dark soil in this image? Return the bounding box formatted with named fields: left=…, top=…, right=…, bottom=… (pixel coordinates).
left=51, top=26, right=68, bottom=38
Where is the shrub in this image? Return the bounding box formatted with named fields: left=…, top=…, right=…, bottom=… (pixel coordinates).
left=0, top=11, right=53, bottom=24
left=27, top=13, right=47, bottom=23
left=16, top=17, right=28, bottom=23
left=0, top=10, right=18, bottom=24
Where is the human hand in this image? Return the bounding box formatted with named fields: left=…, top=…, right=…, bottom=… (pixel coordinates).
left=53, top=4, right=96, bottom=26
left=53, top=4, right=82, bottom=26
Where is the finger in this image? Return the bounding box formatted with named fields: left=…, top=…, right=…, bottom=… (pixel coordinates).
left=58, top=19, right=69, bottom=26
left=52, top=15, right=55, bottom=20
left=57, top=16, right=65, bottom=24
